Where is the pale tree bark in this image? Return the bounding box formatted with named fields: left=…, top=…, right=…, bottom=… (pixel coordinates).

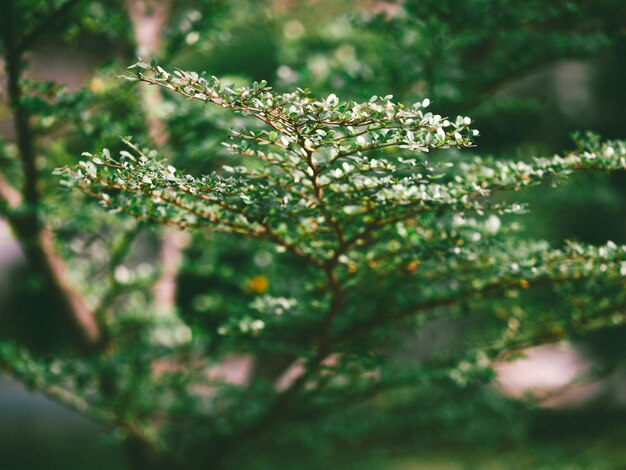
left=125, top=0, right=189, bottom=311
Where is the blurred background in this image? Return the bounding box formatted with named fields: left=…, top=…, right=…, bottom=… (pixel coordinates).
left=1, top=0, right=626, bottom=468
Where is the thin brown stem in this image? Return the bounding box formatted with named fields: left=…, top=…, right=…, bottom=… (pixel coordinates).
left=332, top=273, right=577, bottom=344
left=318, top=265, right=344, bottom=356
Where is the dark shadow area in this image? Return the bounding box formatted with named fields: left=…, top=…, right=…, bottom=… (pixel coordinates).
left=0, top=375, right=128, bottom=470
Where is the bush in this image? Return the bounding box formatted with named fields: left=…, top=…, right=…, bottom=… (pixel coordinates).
left=1, top=1, right=625, bottom=469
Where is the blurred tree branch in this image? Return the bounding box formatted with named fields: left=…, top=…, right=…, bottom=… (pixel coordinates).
left=17, top=0, right=84, bottom=53
left=0, top=0, right=102, bottom=352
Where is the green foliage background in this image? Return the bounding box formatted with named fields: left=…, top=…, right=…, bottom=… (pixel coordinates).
left=1, top=1, right=626, bottom=469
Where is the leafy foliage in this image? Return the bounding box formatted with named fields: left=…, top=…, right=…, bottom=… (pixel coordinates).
left=46, top=60, right=626, bottom=465
left=1, top=2, right=626, bottom=469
